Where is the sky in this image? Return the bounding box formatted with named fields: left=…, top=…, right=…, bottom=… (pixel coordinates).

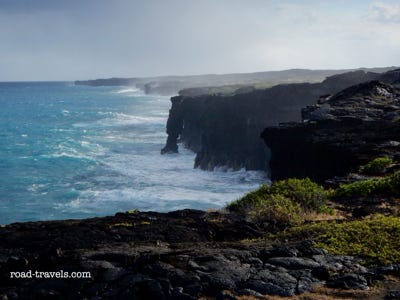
left=0, top=0, right=399, bottom=81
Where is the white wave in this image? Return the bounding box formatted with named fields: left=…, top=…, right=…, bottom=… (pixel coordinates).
left=98, top=149, right=267, bottom=201
left=97, top=111, right=114, bottom=116
left=98, top=113, right=166, bottom=127
left=52, top=148, right=268, bottom=218
left=41, top=140, right=106, bottom=160
left=41, top=152, right=91, bottom=160
left=117, top=112, right=165, bottom=123
left=57, top=186, right=227, bottom=213
left=113, top=87, right=142, bottom=94
left=27, top=183, right=50, bottom=193
left=49, top=128, right=74, bottom=132
left=74, top=112, right=166, bottom=128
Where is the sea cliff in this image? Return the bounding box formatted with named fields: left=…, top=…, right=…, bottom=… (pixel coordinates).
left=262, top=70, right=400, bottom=182
left=162, top=70, right=381, bottom=171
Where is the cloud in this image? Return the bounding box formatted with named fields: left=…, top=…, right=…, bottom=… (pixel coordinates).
left=369, top=1, right=400, bottom=23
left=0, top=0, right=399, bottom=81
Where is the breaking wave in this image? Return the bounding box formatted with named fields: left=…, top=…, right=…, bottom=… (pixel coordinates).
left=0, top=83, right=267, bottom=224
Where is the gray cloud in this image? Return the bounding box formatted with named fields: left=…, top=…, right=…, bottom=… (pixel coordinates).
left=369, top=1, right=400, bottom=23
left=0, top=0, right=399, bottom=81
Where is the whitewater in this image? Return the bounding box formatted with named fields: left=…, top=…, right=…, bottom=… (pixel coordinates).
left=0, top=82, right=266, bottom=224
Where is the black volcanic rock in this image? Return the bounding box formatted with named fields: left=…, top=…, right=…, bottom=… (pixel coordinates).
left=376, top=68, right=400, bottom=85
left=162, top=70, right=382, bottom=171
left=0, top=210, right=389, bottom=299
left=161, top=96, right=184, bottom=154
left=262, top=80, right=400, bottom=182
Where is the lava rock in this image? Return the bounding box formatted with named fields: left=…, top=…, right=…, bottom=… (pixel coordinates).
left=327, top=273, right=369, bottom=290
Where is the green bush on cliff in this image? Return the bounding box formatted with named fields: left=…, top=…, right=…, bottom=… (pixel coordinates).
left=269, top=178, right=328, bottom=212
left=384, top=171, right=400, bottom=195
left=334, top=179, right=379, bottom=197
left=227, top=183, right=270, bottom=213
left=334, top=170, right=400, bottom=198
left=362, top=156, right=393, bottom=175
left=227, top=178, right=329, bottom=224
left=281, top=215, right=400, bottom=265
left=247, top=194, right=303, bottom=225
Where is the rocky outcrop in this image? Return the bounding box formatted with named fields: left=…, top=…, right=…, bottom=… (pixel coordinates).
left=262, top=77, right=400, bottom=182
left=1, top=209, right=397, bottom=299
left=162, top=70, right=382, bottom=171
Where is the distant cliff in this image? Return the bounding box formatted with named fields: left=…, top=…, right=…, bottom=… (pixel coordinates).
left=161, top=70, right=383, bottom=171
left=262, top=70, right=400, bottom=182
left=75, top=67, right=397, bottom=96
left=75, top=77, right=138, bottom=87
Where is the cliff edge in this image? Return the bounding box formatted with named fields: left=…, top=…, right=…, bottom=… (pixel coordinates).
left=262, top=70, right=400, bottom=182
left=161, top=70, right=381, bottom=171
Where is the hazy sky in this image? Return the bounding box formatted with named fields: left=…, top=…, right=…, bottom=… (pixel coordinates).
left=0, top=0, right=399, bottom=81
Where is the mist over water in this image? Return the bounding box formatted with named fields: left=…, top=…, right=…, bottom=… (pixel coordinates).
left=0, top=82, right=266, bottom=224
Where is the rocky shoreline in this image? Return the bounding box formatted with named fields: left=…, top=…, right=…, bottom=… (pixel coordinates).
left=2, top=209, right=400, bottom=299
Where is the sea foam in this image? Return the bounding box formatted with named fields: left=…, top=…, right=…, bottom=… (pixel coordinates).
left=0, top=82, right=267, bottom=224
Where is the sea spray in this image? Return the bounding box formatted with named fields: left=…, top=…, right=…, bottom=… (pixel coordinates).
left=0, top=82, right=266, bottom=224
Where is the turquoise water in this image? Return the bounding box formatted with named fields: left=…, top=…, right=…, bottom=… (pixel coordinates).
left=0, top=82, right=266, bottom=224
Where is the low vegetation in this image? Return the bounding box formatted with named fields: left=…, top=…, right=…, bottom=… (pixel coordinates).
left=179, top=82, right=277, bottom=97
left=280, top=215, right=400, bottom=265
left=334, top=170, right=400, bottom=198
left=247, top=194, right=303, bottom=225
left=362, top=156, right=393, bottom=175
left=269, top=178, right=329, bottom=211
left=228, top=164, right=400, bottom=265
left=227, top=178, right=330, bottom=225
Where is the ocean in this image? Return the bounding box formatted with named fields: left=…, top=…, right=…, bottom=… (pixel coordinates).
left=0, top=82, right=267, bottom=224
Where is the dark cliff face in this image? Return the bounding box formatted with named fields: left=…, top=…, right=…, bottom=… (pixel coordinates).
left=161, top=70, right=385, bottom=171
left=161, top=96, right=184, bottom=154
left=262, top=80, right=400, bottom=182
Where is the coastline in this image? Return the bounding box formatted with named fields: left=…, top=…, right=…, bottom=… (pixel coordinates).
left=1, top=69, right=400, bottom=298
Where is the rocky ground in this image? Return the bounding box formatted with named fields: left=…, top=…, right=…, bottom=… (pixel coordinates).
left=0, top=208, right=399, bottom=299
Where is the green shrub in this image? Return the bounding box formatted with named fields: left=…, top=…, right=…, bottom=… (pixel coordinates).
left=227, top=178, right=329, bottom=213
left=363, top=156, right=392, bottom=175
left=247, top=194, right=303, bottom=225
left=335, top=179, right=379, bottom=197
left=380, top=171, right=400, bottom=196
left=227, top=178, right=329, bottom=225
left=334, top=170, right=400, bottom=198
left=270, top=178, right=328, bottom=212
left=226, top=184, right=270, bottom=212
left=281, top=215, right=400, bottom=265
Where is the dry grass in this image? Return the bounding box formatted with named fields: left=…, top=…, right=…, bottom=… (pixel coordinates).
left=233, top=287, right=377, bottom=300
left=302, top=207, right=345, bottom=222
left=223, top=276, right=400, bottom=299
